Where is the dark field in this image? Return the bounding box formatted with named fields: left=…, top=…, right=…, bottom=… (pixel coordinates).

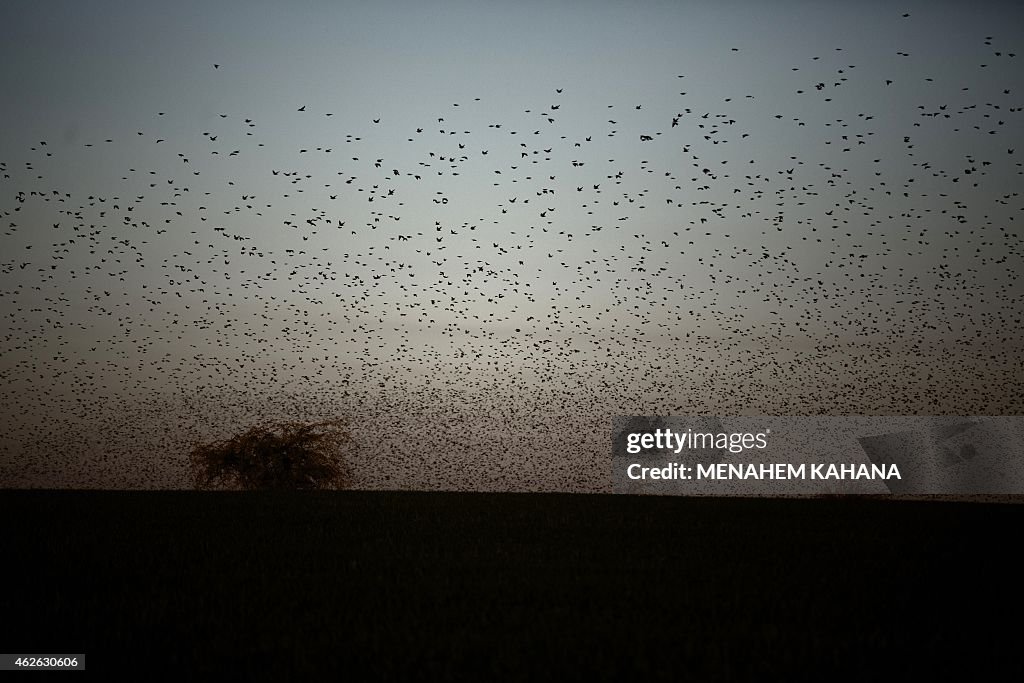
left=2, top=491, right=1021, bottom=679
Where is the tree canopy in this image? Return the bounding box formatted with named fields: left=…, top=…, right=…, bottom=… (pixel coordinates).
left=188, top=418, right=354, bottom=490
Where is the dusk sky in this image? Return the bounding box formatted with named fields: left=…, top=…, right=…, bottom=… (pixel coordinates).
left=1, top=0, right=1022, bottom=490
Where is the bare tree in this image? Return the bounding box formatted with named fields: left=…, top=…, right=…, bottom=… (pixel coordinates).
left=188, top=418, right=354, bottom=490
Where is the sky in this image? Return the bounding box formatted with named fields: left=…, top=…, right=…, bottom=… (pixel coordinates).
left=1, top=0, right=1022, bottom=490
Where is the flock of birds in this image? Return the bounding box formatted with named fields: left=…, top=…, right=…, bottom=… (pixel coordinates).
left=1, top=12, right=1022, bottom=490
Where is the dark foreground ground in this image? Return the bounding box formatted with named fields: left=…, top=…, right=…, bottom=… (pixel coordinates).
left=2, top=491, right=1021, bottom=680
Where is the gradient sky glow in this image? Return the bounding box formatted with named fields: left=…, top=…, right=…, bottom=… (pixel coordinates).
left=1, top=1, right=1022, bottom=490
